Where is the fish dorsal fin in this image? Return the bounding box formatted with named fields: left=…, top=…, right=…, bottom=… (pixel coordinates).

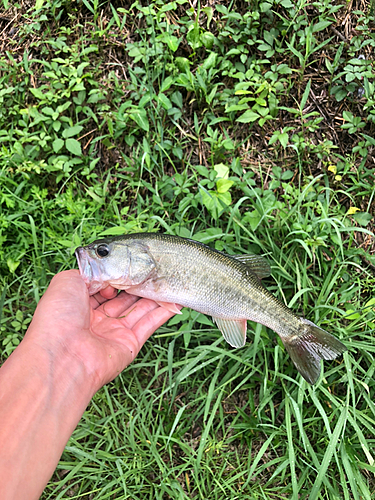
left=227, top=254, right=271, bottom=279
left=214, top=318, right=247, bottom=348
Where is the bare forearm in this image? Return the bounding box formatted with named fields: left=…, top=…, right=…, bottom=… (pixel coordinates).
left=0, top=338, right=97, bottom=500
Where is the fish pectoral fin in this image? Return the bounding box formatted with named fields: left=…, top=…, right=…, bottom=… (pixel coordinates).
left=156, top=301, right=183, bottom=315
left=213, top=318, right=247, bottom=348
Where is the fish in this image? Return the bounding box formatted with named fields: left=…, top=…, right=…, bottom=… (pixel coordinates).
left=75, top=232, right=346, bottom=384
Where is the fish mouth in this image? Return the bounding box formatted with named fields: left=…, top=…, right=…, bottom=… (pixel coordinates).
left=75, top=247, right=91, bottom=281
left=75, top=247, right=103, bottom=295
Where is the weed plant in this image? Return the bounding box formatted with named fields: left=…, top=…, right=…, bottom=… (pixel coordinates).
left=0, top=0, right=374, bottom=498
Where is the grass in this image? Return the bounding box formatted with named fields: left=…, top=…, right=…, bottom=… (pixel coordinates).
left=1, top=0, right=375, bottom=498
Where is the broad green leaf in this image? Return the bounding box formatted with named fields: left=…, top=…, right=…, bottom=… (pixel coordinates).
left=255, top=97, right=267, bottom=106
left=243, top=209, right=261, bottom=230
left=202, top=6, right=213, bottom=26
left=202, top=52, right=217, bottom=70
left=281, top=169, right=293, bottom=180
left=30, top=88, right=46, bottom=100
left=171, top=91, right=183, bottom=108
left=175, top=57, right=190, bottom=72
left=313, top=20, right=332, bottom=32
left=345, top=73, right=356, bottom=83
left=0, top=86, right=14, bottom=97
left=227, top=48, right=241, bottom=56
left=214, top=163, right=229, bottom=179
left=236, top=109, right=260, bottom=123
left=221, top=138, right=235, bottom=150
left=216, top=191, right=231, bottom=214
left=194, top=313, right=214, bottom=326
left=366, top=298, right=375, bottom=307
left=216, top=178, right=234, bottom=194
left=52, top=138, right=64, bottom=153
left=353, top=212, right=372, bottom=226
left=65, top=138, right=82, bottom=156
left=158, top=93, right=172, bottom=110
left=172, top=146, right=183, bottom=159
left=226, top=104, right=249, bottom=113
left=264, top=31, right=274, bottom=46
left=41, top=106, right=55, bottom=117
left=7, top=258, right=20, bottom=273
left=62, top=125, right=84, bottom=138
left=167, top=35, right=180, bottom=52
left=57, top=101, right=72, bottom=113
left=160, top=76, right=175, bottom=93
left=277, top=64, right=292, bottom=75
left=278, top=132, right=289, bottom=148
left=201, top=31, right=215, bottom=50
left=128, top=108, right=149, bottom=132
left=128, top=47, right=142, bottom=58
left=199, top=188, right=231, bottom=219
left=194, top=165, right=210, bottom=178
left=260, top=2, right=272, bottom=12
left=361, top=133, right=375, bottom=146
left=345, top=309, right=361, bottom=320
left=186, top=23, right=201, bottom=49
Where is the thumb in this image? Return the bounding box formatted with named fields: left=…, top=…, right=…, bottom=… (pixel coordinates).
left=39, top=270, right=88, bottom=306
left=30, top=270, right=90, bottom=332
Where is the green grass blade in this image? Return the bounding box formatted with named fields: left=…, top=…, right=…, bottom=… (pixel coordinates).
left=285, top=395, right=298, bottom=499
left=309, top=407, right=347, bottom=498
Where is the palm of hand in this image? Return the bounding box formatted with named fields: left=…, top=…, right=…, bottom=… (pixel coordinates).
left=27, top=270, right=177, bottom=388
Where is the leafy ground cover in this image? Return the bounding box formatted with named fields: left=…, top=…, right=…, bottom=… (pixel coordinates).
left=0, top=0, right=375, bottom=498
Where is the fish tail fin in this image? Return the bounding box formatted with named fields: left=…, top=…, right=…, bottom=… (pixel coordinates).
left=284, top=318, right=346, bottom=385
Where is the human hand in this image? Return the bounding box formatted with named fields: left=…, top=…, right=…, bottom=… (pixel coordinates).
left=26, top=269, right=179, bottom=391
left=0, top=268, right=181, bottom=499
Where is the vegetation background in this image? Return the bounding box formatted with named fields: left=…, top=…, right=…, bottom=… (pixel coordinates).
left=0, top=0, right=375, bottom=498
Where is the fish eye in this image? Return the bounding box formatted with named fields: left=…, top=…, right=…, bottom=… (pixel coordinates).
left=96, top=244, right=110, bottom=258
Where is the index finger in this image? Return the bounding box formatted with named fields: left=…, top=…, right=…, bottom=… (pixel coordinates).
left=89, top=285, right=118, bottom=309
left=100, top=285, right=118, bottom=299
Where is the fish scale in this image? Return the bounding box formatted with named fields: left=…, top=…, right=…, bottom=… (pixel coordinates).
left=76, top=232, right=347, bottom=385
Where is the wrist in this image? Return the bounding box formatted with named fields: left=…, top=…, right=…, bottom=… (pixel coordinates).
left=0, top=335, right=98, bottom=500
left=23, top=333, right=100, bottom=400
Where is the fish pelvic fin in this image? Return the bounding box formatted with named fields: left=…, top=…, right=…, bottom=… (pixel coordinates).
left=284, top=318, right=347, bottom=385
left=214, top=318, right=247, bottom=348
left=156, top=301, right=183, bottom=315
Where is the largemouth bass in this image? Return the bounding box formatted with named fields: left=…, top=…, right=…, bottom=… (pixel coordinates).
left=75, top=233, right=346, bottom=384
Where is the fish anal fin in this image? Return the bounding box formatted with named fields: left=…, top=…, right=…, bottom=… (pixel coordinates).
left=156, top=301, right=182, bottom=315
left=226, top=254, right=271, bottom=279
left=214, top=318, right=247, bottom=348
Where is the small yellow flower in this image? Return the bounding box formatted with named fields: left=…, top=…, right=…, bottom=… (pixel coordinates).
left=328, top=164, right=337, bottom=174
left=347, top=207, right=360, bottom=215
